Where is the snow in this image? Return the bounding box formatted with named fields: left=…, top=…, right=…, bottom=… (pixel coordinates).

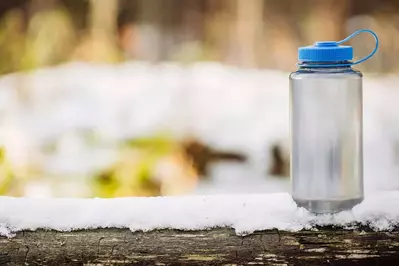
left=0, top=62, right=399, bottom=236
left=194, top=162, right=290, bottom=194
left=1, top=191, right=399, bottom=237
left=1, top=62, right=399, bottom=195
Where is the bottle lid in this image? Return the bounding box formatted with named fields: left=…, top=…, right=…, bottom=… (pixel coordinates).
left=297, top=29, right=379, bottom=67
left=298, top=42, right=353, bottom=62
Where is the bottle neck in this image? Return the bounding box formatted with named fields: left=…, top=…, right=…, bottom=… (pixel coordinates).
left=298, top=61, right=353, bottom=72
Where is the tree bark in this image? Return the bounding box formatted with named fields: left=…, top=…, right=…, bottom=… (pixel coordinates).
left=1, top=227, right=399, bottom=265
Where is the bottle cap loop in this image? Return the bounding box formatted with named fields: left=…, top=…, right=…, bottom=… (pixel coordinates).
left=297, top=29, right=379, bottom=68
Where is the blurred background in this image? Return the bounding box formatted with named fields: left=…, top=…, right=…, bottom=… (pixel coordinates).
left=0, top=0, right=399, bottom=198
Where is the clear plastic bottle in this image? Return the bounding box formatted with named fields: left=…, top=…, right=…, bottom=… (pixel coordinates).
left=290, top=65, right=363, bottom=213
left=290, top=30, right=378, bottom=213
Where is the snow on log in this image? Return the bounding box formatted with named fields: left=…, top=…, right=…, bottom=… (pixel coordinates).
left=0, top=192, right=399, bottom=264
left=1, top=192, right=399, bottom=237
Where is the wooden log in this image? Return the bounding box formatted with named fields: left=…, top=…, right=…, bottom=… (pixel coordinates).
left=1, top=227, right=399, bottom=265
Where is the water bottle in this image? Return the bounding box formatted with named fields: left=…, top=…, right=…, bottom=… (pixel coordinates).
left=290, top=29, right=379, bottom=213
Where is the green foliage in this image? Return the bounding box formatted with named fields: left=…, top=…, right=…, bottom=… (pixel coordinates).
left=0, top=147, right=14, bottom=195
left=124, top=134, right=177, bottom=155
left=0, top=10, right=27, bottom=74
left=0, top=7, right=77, bottom=75
left=92, top=134, right=179, bottom=197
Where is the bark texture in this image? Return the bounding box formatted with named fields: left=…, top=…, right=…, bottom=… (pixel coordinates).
left=0, top=227, right=399, bottom=265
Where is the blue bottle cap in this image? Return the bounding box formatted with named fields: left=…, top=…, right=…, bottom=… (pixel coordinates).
left=298, top=42, right=353, bottom=63
left=297, top=30, right=379, bottom=67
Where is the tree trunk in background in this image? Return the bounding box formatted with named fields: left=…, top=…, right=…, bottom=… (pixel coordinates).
left=304, top=0, right=349, bottom=42
left=263, top=0, right=300, bottom=71
left=72, top=0, right=119, bottom=62
left=14, top=0, right=60, bottom=105
left=157, top=0, right=178, bottom=61
left=89, top=0, right=118, bottom=39
left=136, top=0, right=166, bottom=62
left=177, top=0, right=206, bottom=62
left=233, top=0, right=264, bottom=68
left=368, top=11, right=399, bottom=73
left=29, top=0, right=58, bottom=14
left=202, top=0, right=233, bottom=62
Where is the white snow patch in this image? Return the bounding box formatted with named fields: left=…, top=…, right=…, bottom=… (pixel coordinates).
left=1, top=62, right=399, bottom=195
left=1, top=191, right=398, bottom=237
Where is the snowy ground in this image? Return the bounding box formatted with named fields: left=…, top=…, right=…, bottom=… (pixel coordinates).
left=1, top=191, right=399, bottom=237
left=1, top=62, right=399, bottom=237
left=0, top=62, right=398, bottom=195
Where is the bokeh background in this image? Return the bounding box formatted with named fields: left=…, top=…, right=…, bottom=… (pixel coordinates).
left=0, top=0, right=399, bottom=198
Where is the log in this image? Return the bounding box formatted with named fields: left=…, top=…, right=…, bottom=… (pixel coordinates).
left=1, top=227, right=399, bottom=265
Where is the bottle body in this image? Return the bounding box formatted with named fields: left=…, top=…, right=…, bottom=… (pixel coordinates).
left=290, top=67, right=363, bottom=213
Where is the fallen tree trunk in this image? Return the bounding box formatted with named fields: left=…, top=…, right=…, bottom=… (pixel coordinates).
left=1, top=228, right=399, bottom=265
